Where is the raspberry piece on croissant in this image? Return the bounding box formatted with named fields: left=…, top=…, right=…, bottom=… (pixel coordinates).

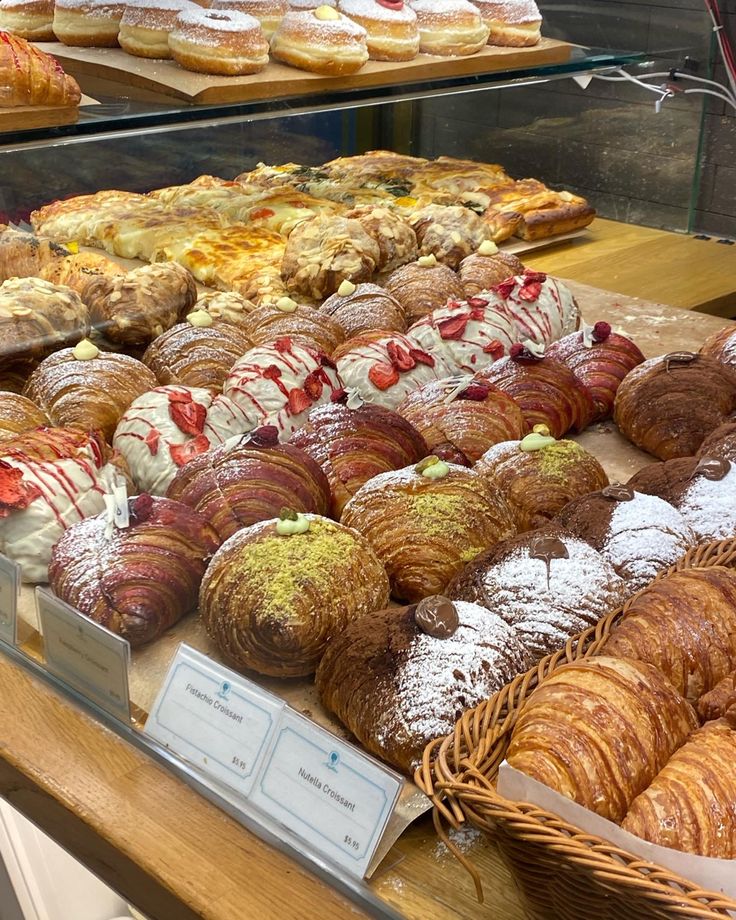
left=0, top=32, right=81, bottom=107
left=458, top=249, right=524, bottom=299
left=49, top=495, right=220, bottom=647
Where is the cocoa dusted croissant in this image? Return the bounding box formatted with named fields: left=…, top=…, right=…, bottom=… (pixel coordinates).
left=614, top=352, right=736, bottom=460
left=199, top=513, right=390, bottom=677
left=0, top=32, right=81, bottom=107
left=341, top=457, right=516, bottom=602
left=49, top=494, right=220, bottom=647
left=599, top=567, right=736, bottom=704
left=166, top=425, right=331, bottom=542
left=0, top=225, right=69, bottom=283
left=622, top=719, right=736, bottom=857
left=82, top=262, right=198, bottom=348
left=0, top=391, right=49, bottom=438
left=507, top=656, right=698, bottom=822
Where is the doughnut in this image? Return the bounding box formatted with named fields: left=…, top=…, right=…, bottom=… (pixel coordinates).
left=409, top=0, right=489, bottom=56
left=169, top=7, right=270, bottom=74
left=475, top=0, right=541, bottom=46
left=0, top=0, right=55, bottom=40
left=52, top=0, right=126, bottom=46
left=210, top=0, right=286, bottom=39
left=337, top=0, right=418, bottom=61
left=119, top=0, right=194, bottom=57
left=270, top=6, right=368, bottom=75
left=288, top=0, right=335, bottom=8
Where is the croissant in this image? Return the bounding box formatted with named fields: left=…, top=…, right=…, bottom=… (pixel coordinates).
left=698, top=420, right=736, bottom=462
left=199, top=514, right=390, bottom=677
left=699, top=323, right=736, bottom=369
left=614, top=352, right=736, bottom=460
left=0, top=32, right=81, bottom=106
left=397, top=377, right=526, bottom=465
left=195, top=290, right=258, bottom=327
left=143, top=319, right=253, bottom=393
left=39, top=250, right=126, bottom=301
left=49, top=494, right=220, bottom=647
left=448, top=530, right=626, bottom=660
left=82, top=262, right=198, bottom=348
left=458, top=249, right=524, bottom=298
left=476, top=350, right=596, bottom=439
left=0, top=225, right=69, bottom=283
left=316, top=598, right=531, bottom=774
left=241, top=301, right=345, bottom=355
left=344, top=206, right=417, bottom=273
left=166, top=425, right=331, bottom=541
left=24, top=345, right=158, bottom=443
left=599, top=567, right=736, bottom=704
left=697, top=670, right=736, bottom=722
left=319, top=283, right=407, bottom=338
left=290, top=401, right=428, bottom=517
left=507, top=656, right=698, bottom=822
left=0, top=390, right=49, bottom=438
left=545, top=322, right=645, bottom=421
left=383, top=259, right=465, bottom=325
left=408, top=205, right=491, bottom=270
left=341, top=458, right=516, bottom=602
left=554, top=487, right=696, bottom=593
left=491, top=271, right=580, bottom=346
left=622, top=720, right=736, bottom=857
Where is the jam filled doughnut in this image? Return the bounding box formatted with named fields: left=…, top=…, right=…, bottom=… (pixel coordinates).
left=475, top=0, right=541, bottom=46
left=270, top=6, right=369, bottom=75
left=210, top=0, right=286, bottom=39
left=169, top=7, right=270, bottom=74
left=409, top=0, right=489, bottom=55
left=52, top=0, right=126, bottom=46
left=337, top=0, right=419, bottom=62
left=0, top=0, right=55, bottom=40
left=119, top=0, right=194, bottom=57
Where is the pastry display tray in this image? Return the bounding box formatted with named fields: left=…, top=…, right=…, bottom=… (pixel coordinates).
left=36, top=38, right=573, bottom=105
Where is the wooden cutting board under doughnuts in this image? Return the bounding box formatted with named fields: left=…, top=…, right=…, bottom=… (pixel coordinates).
left=36, top=37, right=572, bottom=105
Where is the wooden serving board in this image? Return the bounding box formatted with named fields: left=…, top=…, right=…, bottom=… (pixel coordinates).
left=0, top=102, right=79, bottom=130
left=36, top=37, right=572, bottom=105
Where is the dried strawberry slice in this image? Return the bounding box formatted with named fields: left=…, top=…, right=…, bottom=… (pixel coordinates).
left=368, top=361, right=400, bottom=391
left=0, top=462, right=41, bottom=516
left=458, top=383, right=490, bottom=401
left=287, top=387, right=311, bottom=415
left=437, top=315, right=469, bottom=340
left=387, top=341, right=416, bottom=371
left=482, top=339, right=505, bottom=359
left=469, top=308, right=486, bottom=322
left=248, top=425, right=279, bottom=447
left=446, top=299, right=463, bottom=310
left=167, top=389, right=193, bottom=404
left=303, top=370, right=324, bottom=401
left=274, top=336, right=292, bottom=354
left=132, top=493, right=154, bottom=522
left=169, top=435, right=210, bottom=467
left=262, top=364, right=282, bottom=380
left=144, top=428, right=160, bottom=456
left=330, top=387, right=348, bottom=404
left=518, top=281, right=542, bottom=302
left=467, top=297, right=489, bottom=308
left=494, top=279, right=516, bottom=299
left=523, top=270, right=547, bottom=283
left=170, top=398, right=207, bottom=436
left=592, top=321, right=612, bottom=343
left=409, top=348, right=435, bottom=368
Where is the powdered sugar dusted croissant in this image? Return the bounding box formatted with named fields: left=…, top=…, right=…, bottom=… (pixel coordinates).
left=477, top=347, right=596, bottom=438
left=384, top=257, right=464, bottom=325
left=241, top=300, right=345, bottom=355
left=458, top=247, right=524, bottom=298
left=49, top=494, right=219, bottom=646
left=406, top=294, right=515, bottom=374
left=408, top=204, right=492, bottom=270
left=316, top=598, right=531, bottom=774
left=341, top=457, right=516, bottom=602
left=545, top=322, right=645, bottom=421
left=614, top=352, right=736, bottom=460
left=698, top=670, right=736, bottom=722
left=195, top=290, right=258, bottom=327
left=397, top=376, right=526, bottom=465
left=167, top=425, right=331, bottom=541
left=333, top=331, right=441, bottom=410
left=492, top=271, right=580, bottom=346
left=0, top=225, right=69, bottom=283
left=199, top=514, right=390, bottom=677
left=223, top=337, right=342, bottom=439
left=319, top=282, right=407, bottom=337
left=699, top=323, right=736, bottom=369
left=0, top=391, right=49, bottom=438
left=113, top=385, right=253, bottom=495
left=0, top=427, right=128, bottom=582
left=290, top=401, right=428, bottom=517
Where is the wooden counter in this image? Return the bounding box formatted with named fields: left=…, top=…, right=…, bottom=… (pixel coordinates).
left=0, top=280, right=734, bottom=920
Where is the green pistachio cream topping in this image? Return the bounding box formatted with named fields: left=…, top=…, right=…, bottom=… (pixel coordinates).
left=520, top=424, right=556, bottom=453
left=275, top=508, right=311, bottom=536
left=415, top=456, right=450, bottom=480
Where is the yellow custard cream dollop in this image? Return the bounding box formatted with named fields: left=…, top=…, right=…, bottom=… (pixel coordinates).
left=72, top=338, right=100, bottom=360
left=187, top=309, right=214, bottom=328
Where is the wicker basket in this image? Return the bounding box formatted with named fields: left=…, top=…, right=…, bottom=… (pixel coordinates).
left=415, top=538, right=736, bottom=920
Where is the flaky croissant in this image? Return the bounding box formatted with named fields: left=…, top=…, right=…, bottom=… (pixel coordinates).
left=507, top=656, right=698, bottom=823
left=49, top=494, right=220, bottom=647
left=458, top=249, right=524, bottom=298
left=0, top=32, right=81, bottom=107
left=384, top=259, right=464, bottom=325
left=0, top=225, right=69, bottom=283
left=319, top=283, right=407, bottom=338
left=699, top=323, right=736, bottom=369
left=698, top=670, right=736, bottom=722
left=199, top=514, right=390, bottom=677
left=0, top=390, right=49, bottom=438
left=241, top=301, right=345, bottom=355
left=39, top=251, right=125, bottom=301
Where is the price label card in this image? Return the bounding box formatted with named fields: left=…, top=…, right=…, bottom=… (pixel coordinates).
left=0, top=555, right=20, bottom=647
left=145, top=645, right=283, bottom=798
left=251, top=709, right=402, bottom=876
left=35, top=587, right=131, bottom=723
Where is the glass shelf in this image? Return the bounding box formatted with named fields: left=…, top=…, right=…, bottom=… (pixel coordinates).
left=2, top=45, right=644, bottom=150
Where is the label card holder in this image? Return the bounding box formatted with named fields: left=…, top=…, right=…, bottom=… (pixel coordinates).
left=35, top=587, right=131, bottom=723
left=145, top=644, right=284, bottom=799
left=0, top=554, right=20, bottom=647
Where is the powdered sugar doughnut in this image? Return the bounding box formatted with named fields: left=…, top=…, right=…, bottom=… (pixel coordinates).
left=493, top=270, right=580, bottom=346
left=337, top=0, right=419, bottom=61
left=409, top=0, right=488, bottom=55
left=223, top=337, right=343, bottom=439
left=113, top=386, right=254, bottom=495
left=53, top=0, right=125, bottom=46
left=270, top=8, right=369, bottom=75
left=119, top=0, right=194, bottom=58
left=475, top=0, right=541, bottom=46
left=0, top=0, right=54, bottom=40
left=169, top=7, right=269, bottom=74
left=210, top=0, right=286, bottom=39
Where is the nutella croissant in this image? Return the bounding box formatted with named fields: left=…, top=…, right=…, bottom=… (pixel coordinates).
left=507, top=656, right=698, bottom=822
left=38, top=251, right=125, bottom=300
left=241, top=300, right=345, bottom=355
left=599, top=567, right=736, bottom=704
left=458, top=246, right=524, bottom=298
left=621, top=719, right=736, bottom=857
left=614, top=352, right=736, bottom=460
left=199, top=513, right=390, bottom=677
left=49, top=494, right=220, bottom=647
left=319, top=282, right=407, bottom=337
left=167, top=425, right=331, bottom=541
left=0, top=225, right=69, bottom=283
left=83, top=262, right=198, bottom=348
left=341, top=457, right=516, bottom=602
left=697, top=420, right=736, bottom=462
left=384, top=257, right=465, bottom=325
left=397, top=377, right=526, bottom=465
left=316, top=597, right=531, bottom=774
left=0, top=391, right=49, bottom=439
left=24, top=343, right=158, bottom=443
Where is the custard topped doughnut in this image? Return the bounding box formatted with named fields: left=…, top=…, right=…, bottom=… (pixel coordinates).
left=53, top=0, right=126, bottom=46
left=270, top=7, right=369, bottom=75
left=409, top=0, right=489, bottom=55
left=211, top=0, right=286, bottom=39
left=119, top=0, right=194, bottom=58
left=169, top=7, right=270, bottom=74
left=0, top=0, right=55, bottom=40
left=475, top=0, right=541, bottom=46
left=337, top=0, right=419, bottom=61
